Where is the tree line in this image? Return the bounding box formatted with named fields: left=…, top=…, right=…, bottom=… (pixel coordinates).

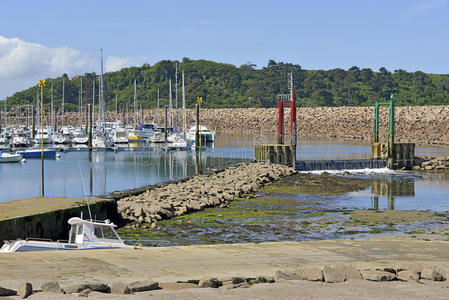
left=3, top=58, right=449, bottom=111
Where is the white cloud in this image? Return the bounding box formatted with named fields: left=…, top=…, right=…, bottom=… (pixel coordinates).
left=0, top=36, right=146, bottom=100
left=105, top=56, right=148, bottom=72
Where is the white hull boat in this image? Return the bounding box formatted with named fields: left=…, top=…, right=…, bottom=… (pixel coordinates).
left=0, top=151, right=23, bottom=163
left=92, top=137, right=114, bottom=148
left=186, top=125, right=215, bottom=143
left=73, top=135, right=89, bottom=144
left=51, top=134, right=69, bottom=144
left=0, top=217, right=133, bottom=253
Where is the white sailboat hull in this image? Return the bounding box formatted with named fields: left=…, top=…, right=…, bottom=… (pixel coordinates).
left=0, top=153, right=23, bottom=163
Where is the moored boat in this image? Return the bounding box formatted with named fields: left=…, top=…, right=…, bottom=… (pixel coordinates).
left=0, top=217, right=132, bottom=252
left=17, top=148, right=57, bottom=158
left=0, top=151, right=23, bottom=163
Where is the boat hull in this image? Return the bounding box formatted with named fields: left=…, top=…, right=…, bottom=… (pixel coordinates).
left=18, top=150, right=57, bottom=158
left=0, top=153, right=23, bottom=163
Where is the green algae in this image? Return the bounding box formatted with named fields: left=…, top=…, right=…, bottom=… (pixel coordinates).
left=261, top=173, right=370, bottom=196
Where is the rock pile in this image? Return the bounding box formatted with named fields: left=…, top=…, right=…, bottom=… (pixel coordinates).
left=414, top=156, right=449, bottom=171
left=117, top=163, right=296, bottom=226
left=6, top=105, right=449, bottom=146
left=2, top=263, right=446, bottom=297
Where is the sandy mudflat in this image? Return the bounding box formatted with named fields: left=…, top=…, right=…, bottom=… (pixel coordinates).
left=0, top=234, right=449, bottom=298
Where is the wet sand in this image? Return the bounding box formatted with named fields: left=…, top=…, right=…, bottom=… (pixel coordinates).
left=1, top=235, right=449, bottom=292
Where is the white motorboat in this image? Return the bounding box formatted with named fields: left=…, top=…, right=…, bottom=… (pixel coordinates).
left=51, top=133, right=69, bottom=144
left=111, top=128, right=128, bottom=144
left=11, top=131, right=32, bottom=148
left=0, top=132, right=9, bottom=147
left=92, top=134, right=114, bottom=148
left=73, top=133, right=89, bottom=144
left=0, top=151, right=23, bottom=163
left=33, top=128, right=52, bottom=144
left=0, top=217, right=132, bottom=252
left=164, top=139, right=191, bottom=151
left=136, top=123, right=156, bottom=139
left=186, top=125, right=215, bottom=143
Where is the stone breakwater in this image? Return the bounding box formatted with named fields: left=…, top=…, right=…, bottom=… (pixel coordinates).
left=4, top=105, right=449, bottom=145
left=414, top=156, right=449, bottom=171
left=1, top=263, right=448, bottom=297
left=117, top=163, right=296, bottom=226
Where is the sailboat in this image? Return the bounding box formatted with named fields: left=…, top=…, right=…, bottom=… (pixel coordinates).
left=164, top=69, right=192, bottom=151
left=93, top=49, right=114, bottom=148
left=127, top=78, right=140, bottom=142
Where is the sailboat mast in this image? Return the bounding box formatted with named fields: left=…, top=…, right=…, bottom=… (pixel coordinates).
left=169, top=79, right=172, bottom=128
left=175, top=63, right=178, bottom=131
left=3, top=97, right=6, bottom=128
left=140, top=103, right=143, bottom=124
left=79, top=76, right=83, bottom=125
left=92, top=76, right=95, bottom=123
left=133, top=78, right=137, bottom=129
left=26, top=100, right=29, bottom=128
left=36, top=88, right=40, bottom=128
left=157, top=88, right=160, bottom=125
left=51, top=82, right=54, bottom=128
left=115, top=94, right=118, bottom=119
left=99, top=49, right=105, bottom=126
left=182, top=68, right=186, bottom=138
left=62, top=76, right=65, bottom=127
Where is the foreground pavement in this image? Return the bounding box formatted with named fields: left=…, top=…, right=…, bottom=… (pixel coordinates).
left=1, top=235, right=449, bottom=298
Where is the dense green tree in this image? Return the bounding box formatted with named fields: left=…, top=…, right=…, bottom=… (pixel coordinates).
left=2, top=59, right=449, bottom=110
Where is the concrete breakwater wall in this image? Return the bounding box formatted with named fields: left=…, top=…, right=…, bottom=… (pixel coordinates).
left=0, top=199, right=117, bottom=245
left=5, top=105, right=449, bottom=145
left=117, top=163, right=296, bottom=227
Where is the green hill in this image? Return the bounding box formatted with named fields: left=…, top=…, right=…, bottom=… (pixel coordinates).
left=3, top=58, right=449, bottom=111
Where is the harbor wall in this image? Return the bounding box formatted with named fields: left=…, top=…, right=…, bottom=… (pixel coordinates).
left=4, top=105, right=449, bottom=146
left=0, top=199, right=118, bottom=246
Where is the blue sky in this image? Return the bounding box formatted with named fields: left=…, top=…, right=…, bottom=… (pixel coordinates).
left=1, top=0, right=448, bottom=99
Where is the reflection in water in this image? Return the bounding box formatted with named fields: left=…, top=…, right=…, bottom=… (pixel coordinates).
left=371, top=176, right=415, bottom=210
left=0, top=149, right=249, bottom=202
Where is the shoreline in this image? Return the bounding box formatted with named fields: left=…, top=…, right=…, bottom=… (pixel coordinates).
left=1, top=234, right=449, bottom=298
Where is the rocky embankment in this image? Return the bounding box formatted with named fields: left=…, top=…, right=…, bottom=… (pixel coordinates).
left=6, top=105, right=449, bottom=146
left=117, top=163, right=296, bottom=226
left=414, top=156, right=449, bottom=171
left=1, top=263, right=448, bottom=297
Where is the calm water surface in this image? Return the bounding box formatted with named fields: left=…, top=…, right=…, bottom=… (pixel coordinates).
left=1, top=134, right=449, bottom=204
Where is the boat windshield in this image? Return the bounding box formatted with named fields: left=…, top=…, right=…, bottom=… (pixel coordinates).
left=91, top=225, right=121, bottom=242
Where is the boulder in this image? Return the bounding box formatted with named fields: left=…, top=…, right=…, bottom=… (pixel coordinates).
left=421, top=267, right=444, bottom=281
left=323, top=265, right=346, bottom=283
left=274, top=270, right=301, bottom=281
left=176, top=279, right=200, bottom=285
left=333, top=264, right=362, bottom=280
left=78, top=288, right=91, bottom=297
left=127, top=281, right=159, bottom=292
left=17, top=282, right=32, bottom=299
left=360, top=270, right=396, bottom=281
left=397, top=270, right=420, bottom=281
left=255, top=276, right=275, bottom=284
left=294, top=267, right=324, bottom=282
left=198, top=277, right=222, bottom=288
left=231, top=277, right=245, bottom=285
left=41, top=281, right=63, bottom=294
left=158, top=282, right=198, bottom=290
left=0, top=286, right=17, bottom=296
left=64, top=283, right=110, bottom=294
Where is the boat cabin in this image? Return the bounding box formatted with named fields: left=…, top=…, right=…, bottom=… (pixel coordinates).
left=68, top=217, right=123, bottom=245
